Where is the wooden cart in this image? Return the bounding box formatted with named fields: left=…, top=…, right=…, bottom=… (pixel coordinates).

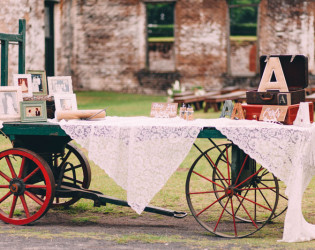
left=0, top=20, right=287, bottom=238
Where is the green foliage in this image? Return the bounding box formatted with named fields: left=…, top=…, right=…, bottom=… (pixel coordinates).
left=148, top=25, right=174, bottom=38
left=147, top=3, right=174, bottom=38
left=229, top=0, right=260, bottom=36
left=230, top=23, right=257, bottom=36
left=146, top=3, right=174, bottom=25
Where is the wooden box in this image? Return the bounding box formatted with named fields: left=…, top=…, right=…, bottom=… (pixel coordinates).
left=246, top=55, right=308, bottom=105
left=241, top=102, right=314, bottom=125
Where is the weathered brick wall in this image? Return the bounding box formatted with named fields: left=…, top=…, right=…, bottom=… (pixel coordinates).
left=1, top=0, right=313, bottom=93
left=175, top=0, right=228, bottom=90
left=56, top=0, right=228, bottom=92
left=0, top=0, right=45, bottom=85
left=230, top=40, right=257, bottom=76
left=259, top=0, right=315, bottom=74
left=56, top=0, right=145, bottom=92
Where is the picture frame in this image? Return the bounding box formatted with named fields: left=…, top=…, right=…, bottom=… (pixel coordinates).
left=47, top=76, right=73, bottom=96
left=0, top=86, right=23, bottom=121
left=20, top=101, right=47, bottom=123
left=13, top=74, right=33, bottom=98
left=54, top=94, right=78, bottom=112
left=27, top=70, right=48, bottom=96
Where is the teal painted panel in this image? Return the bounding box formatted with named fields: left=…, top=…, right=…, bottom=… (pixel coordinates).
left=1, top=122, right=68, bottom=137
left=197, top=127, right=226, bottom=139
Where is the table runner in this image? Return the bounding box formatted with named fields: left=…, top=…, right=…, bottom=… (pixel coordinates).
left=54, top=117, right=315, bottom=242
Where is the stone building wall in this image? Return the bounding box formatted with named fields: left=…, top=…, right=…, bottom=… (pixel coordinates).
left=55, top=0, right=229, bottom=93
left=230, top=40, right=257, bottom=76
left=0, top=0, right=45, bottom=85
left=259, top=0, right=315, bottom=74
left=175, top=0, right=228, bottom=90
left=0, top=0, right=314, bottom=93
left=55, top=0, right=146, bottom=92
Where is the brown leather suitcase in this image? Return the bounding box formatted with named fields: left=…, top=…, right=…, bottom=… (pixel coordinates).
left=246, top=55, right=308, bottom=105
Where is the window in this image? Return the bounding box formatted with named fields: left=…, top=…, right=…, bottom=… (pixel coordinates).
left=228, top=0, right=260, bottom=76
left=146, top=2, right=175, bottom=71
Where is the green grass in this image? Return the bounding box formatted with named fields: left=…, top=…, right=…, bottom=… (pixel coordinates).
left=148, top=37, right=174, bottom=42
left=230, top=36, right=257, bottom=42
left=76, top=91, right=167, bottom=117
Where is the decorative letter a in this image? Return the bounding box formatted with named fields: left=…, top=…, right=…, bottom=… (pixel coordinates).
left=258, top=57, right=289, bottom=92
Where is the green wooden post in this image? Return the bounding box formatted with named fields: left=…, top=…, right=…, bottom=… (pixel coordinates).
left=18, top=19, right=26, bottom=74
left=1, top=40, right=9, bottom=86
left=0, top=19, right=26, bottom=86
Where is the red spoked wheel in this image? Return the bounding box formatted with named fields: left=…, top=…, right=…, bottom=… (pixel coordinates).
left=186, top=143, right=279, bottom=238
left=0, top=148, right=55, bottom=225
left=51, top=142, right=91, bottom=207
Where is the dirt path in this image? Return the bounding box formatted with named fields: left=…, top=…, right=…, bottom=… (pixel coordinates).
left=0, top=210, right=235, bottom=250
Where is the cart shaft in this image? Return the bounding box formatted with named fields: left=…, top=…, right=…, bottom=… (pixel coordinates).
left=56, top=185, right=187, bottom=218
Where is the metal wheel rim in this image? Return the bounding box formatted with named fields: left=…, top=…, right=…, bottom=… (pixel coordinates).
left=0, top=148, right=55, bottom=225
left=186, top=144, right=279, bottom=238
left=52, top=142, right=91, bottom=207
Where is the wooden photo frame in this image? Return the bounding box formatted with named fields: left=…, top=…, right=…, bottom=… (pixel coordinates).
left=27, top=70, right=47, bottom=96
left=20, top=101, right=47, bottom=123
left=54, top=94, right=78, bottom=112
left=13, top=74, right=33, bottom=97
left=47, top=76, right=73, bottom=96
left=0, top=86, right=23, bottom=121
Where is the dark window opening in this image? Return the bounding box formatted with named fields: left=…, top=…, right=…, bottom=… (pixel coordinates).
left=229, top=0, right=260, bottom=37
left=146, top=2, right=175, bottom=72
left=228, top=0, right=260, bottom=76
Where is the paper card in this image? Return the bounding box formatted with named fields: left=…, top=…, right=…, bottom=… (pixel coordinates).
left=150, top=103, right=178, bottom=118
left=259, top=105, right=288, bottom=122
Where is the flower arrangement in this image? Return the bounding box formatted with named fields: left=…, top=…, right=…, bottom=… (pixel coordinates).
left=167, top=80, right=186, bottom=99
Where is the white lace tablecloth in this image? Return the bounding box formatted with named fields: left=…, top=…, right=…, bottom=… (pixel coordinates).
left=54, top=117, right=315, bottom=242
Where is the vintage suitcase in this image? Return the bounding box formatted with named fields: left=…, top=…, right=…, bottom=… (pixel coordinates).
left=246, top=55, right=308, bottom=105
left=242, top=102, right=314, bottom=125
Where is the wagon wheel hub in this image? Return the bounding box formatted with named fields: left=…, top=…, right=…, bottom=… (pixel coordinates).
left=225, top=186, right=235, bottom=198
left=9, top=178, right=25, bottom=196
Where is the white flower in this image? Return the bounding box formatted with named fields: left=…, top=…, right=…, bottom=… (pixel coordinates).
left=167, top=88, right=173, bottom=96
left=173, top=80, right=180, bottom=91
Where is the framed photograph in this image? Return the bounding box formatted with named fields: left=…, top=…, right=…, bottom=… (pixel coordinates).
left=0, top=86, right=23, bottom=121
left=13, top=74, right=33, bottom=98
left=27, top=70, right=47, bottom=96
left=54, top=94, right=78, bottom=112
left=20, top=101, right=47, bottom=122
left=47, top=76, right=73, bottom=96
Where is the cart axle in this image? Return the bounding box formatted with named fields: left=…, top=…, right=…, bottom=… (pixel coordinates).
left=56, top=185, right=187, bottom=218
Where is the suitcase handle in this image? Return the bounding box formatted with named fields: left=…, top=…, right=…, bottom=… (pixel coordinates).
left=259, top=93, right=274, bottom=101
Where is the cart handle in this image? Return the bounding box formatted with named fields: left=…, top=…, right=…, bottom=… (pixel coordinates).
left=173, top=211, right=187, bottom=218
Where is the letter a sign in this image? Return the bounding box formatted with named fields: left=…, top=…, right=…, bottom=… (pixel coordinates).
left=258, top=57, right=289, bottom=92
